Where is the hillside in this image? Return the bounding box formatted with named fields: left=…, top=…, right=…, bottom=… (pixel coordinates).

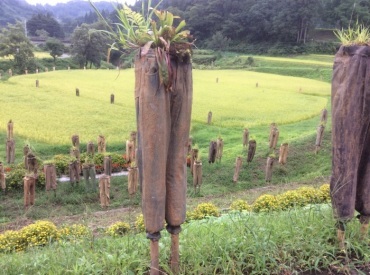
left=0, top=0, right=36, bottom=26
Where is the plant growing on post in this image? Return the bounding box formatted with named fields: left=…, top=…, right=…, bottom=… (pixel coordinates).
left=90, top=1, right=194, bottom=274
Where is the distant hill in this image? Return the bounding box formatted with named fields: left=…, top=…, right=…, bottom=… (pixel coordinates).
left=0, top=0, right=114, bottom=27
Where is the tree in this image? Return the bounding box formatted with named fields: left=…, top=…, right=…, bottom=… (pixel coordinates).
left=0, top=21, right=35, bottom=74
left=27, top=13, right=65, bottom=39
left=46, top=38, right=64, bottom=65
left=70, top=22, right=108, bottom=68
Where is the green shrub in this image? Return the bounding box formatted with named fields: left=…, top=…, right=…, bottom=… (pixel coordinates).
left=192, top=55, right=217, bottom=65
left=187, top=203, right=220, bottom=220
left=106, top=222, right=130, bottom=237
left=252, top=194, right=280, bottom=212
left=5, top=166, right=27, bottom=190
left=230, top=199, right=251, bottom=211
left=52, top=154, right=74, bottom=176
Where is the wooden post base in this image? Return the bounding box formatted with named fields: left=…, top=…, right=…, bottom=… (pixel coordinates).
left=337, top=229, right=345, bottom=250
left=170, top=234, right=180, bottom=274
left=150, top=240, right=159, bottom=275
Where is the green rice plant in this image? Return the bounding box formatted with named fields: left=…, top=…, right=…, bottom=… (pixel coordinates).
left=105, top=222, right=130, bottom=237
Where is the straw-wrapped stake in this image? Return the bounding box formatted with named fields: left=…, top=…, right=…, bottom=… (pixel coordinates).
left=187, top=137, right=192, bottom=155
left=243, top=128, right=249, bottom=147
left=97, top=135, right=106, bottom=153
left=69, top=160, right=80, bottom=186
left=193, top=160, right=202, bottom=193
left=23, top=144, right=31, bottom=169
left=6, top=139, right=15, bottom=164
left=190, top=148, right=198, bottom=175
left=0, top=162, right=6, bottom=192
left=320, top=109, right=328, bottom=124
left=110, top=93, right=114, bottom=104
left=207, top=111, right=212, bottom=125
left=315, top=124, right=325, bottom=154
left=126, top=140, right=135, bottom=163
left=36, top=80, right=39, bottom=87
left=208, top=141, right=217, bottom=164
left=269, top=126, right=279, bottom=150
left=82, top=163, right=96, bottom=192
left=128, top=166, right=138, bottom=196
left=216, top=137, right=224, bottom=162
left=233, top=156, right=243, bottom=183
left=7, top=120, right=13, bottom=140
left=76, top=88, right=79, bottom=96
left=24, top=175, right=36, bottom=209
left=99, top=175, right=110, bottom=208
left=44, top=164, right=57, bottom=193
left=87, top=141, right=95, bottom=156
left=247, top=140, right=257, bottom=163
left=71, top=134, right=79, bottom=149
left=70, top=147, right=80, bottom=160
left=27, top=152, right=38, bottom=174
left=104, top=155, right=112, bottom=176
left=278, top=143, right=289, bottom=165
left=265, top=156, right=275, bottom=183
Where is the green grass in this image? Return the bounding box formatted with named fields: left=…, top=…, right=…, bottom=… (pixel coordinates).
left=1, top=205, right=370, bottom=274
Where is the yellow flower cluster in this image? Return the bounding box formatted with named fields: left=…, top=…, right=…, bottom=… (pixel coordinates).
left=106, top=222, right=130, bottom=237
left=230, top=199, right=252, bottom=212
left=186, top=202, right=220, bottom=221
left=58, top=224, right=90, bottom=241
left=232, top=184, right=330, bottom=213
left=135, top=214, right=145, bottom=232
left=0, top=221, right=90, bottom=254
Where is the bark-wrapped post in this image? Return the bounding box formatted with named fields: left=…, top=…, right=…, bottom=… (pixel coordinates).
left=247, top=140, right=257, bottom=163
left=44, top=164, right=57, bottom=194
left=208, top=141, right=217, bottom=164
left=320, top=108, right=328, bottom=124
left=134, top=42, right=193, bottom=273
left=265, top=156, right=275, bottom=183
left=87, top=141, right=95, bottom=156
left=216, top=137, right=224, bottom=163
left=315, top=124, right=325, bottom=154
left=24, top=175, right=36, bottom=209
left=99, top=175, right=110, bottom=208
left=69, top=160, right=80, bottom=186
left=187, top=137, right=192, bottom=155
left=71, top=134, right=80, bottom=149
left=243, top=128, right=249, bottom=147
left=126, top=140, right=135, bottom=163
left=269, top=126, right=279, bottom=150
left=110, top=93, right=114, bottom=104
left=190, top=148, right=198, bottom=175
left=207, top=111, right=212, bottom=125
left=233, top=156, right=243, bottom=183
left=97, top=135, right=106, bottom=153
left=76, top=88, right=79, bottom=96
left=278, top=143, right=289, bottom=165
left=7, top=120, right=13, bottom=140
left=23, top=144, right=31, bottom=169
left=193, top=160, right=202, bottom=193
left=104, top=155, right=112, bottom=176
left=0, top=162, right=6, bottom=193
left=26, top=152, right=38, bottom=174
left=82, top=163, right=97, bottom=192
left=331, top=45, right=370, bottom=247
left=128, top=166, right=138, bottom=196
left=70, top=147, right=80, bottom=161
left=36, top=80, right=39, bottom=88
left=6, top=139, right=15, bottom=164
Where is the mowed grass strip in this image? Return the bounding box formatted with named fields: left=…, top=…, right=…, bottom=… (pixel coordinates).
left=0, top=69, right=329, bottom=146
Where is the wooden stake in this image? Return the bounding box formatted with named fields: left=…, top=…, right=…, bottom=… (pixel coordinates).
left=71, top=134, right=79, bottom=149
left=190, top=148, right=198, bottom=175
left=128, top=166, right=138, bottom=196
left=170, top=234, right=180, bottom=274
left=193, top=161, right=202, bottom=193
left=216, top=137, right=224, bottom=162
left=97, top=135, right=106, bottom=153
left=278, top=143, right=289, bottom=165
left=233, top=156, right=243, bottom=183
left=150, top=240, right=160, bottom=275
left=315, top=125, right=325, bottom=154
left=337, top=229, right=345, bottom=250
left=269, top=126, right=279, bottom=150
left=247, top=140, right=256, bottom=163
left=110, top=93, right=114, bottom=104
left=320, top=108, right=328, bottom=124
left=265, top=156, right=275, bottom=182
left=207, top=111, right=212, bottom=125
left=243, top=128, right=249, bottom=147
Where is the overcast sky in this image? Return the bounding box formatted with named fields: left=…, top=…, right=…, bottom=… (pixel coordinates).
left=25, top=0, right=137, bottom=6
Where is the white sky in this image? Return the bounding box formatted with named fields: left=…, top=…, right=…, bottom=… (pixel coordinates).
left=25, top=0, right=137, bottom=6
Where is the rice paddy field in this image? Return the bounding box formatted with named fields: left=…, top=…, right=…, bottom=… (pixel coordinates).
left=0, top=67, right=330, bottom=157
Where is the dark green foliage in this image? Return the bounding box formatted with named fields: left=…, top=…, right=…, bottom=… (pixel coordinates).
left=45, top=38, right=64, bottom=64
left=27, top=13, right=65, bottom=39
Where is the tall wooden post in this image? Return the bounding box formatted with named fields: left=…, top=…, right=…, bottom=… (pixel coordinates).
left=243, top=128, right=249, bottom=147
left=315, top=124, right=325, bottom=154
left=190, top=148, right=198, bottom=175
left=207, top=111, right=212, bottom=125
left=233, top=156, right=243, bottom=183
left=87, top=141, right=95, bottom=156
left=247, top=140, right=257, bottom=163
left=265, top=156, right=275, bottom=183
left=278, top=143, right=289, bottom=165
left=208, top=141, right=217, bottom=164
left=104, top=155, right=112, bottom=176
left=44, top=164, right=57, bottom=194
left=97, top=135, right=106, bottom=153
left=99, top=175, right=110, bottom=208
left=126, top=140, right=135, bottom=163
left=269, top=126, right=279, bottom=150
left=128, top=166, right=138, bottom=196
left=6, top=139, right=15, bottom=164
left=216, top=137, right=224, bottom=163
left=110, top=93, right=114, bottom=104
left=320, top=108, right=328, bottom=124
left=71, top=134, right=80, bottom=149
left=7, top=120, right=13, bottom=140
left=24, top=175, right=36, bottom=209
left=193, top=160, right=202, bottom=193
